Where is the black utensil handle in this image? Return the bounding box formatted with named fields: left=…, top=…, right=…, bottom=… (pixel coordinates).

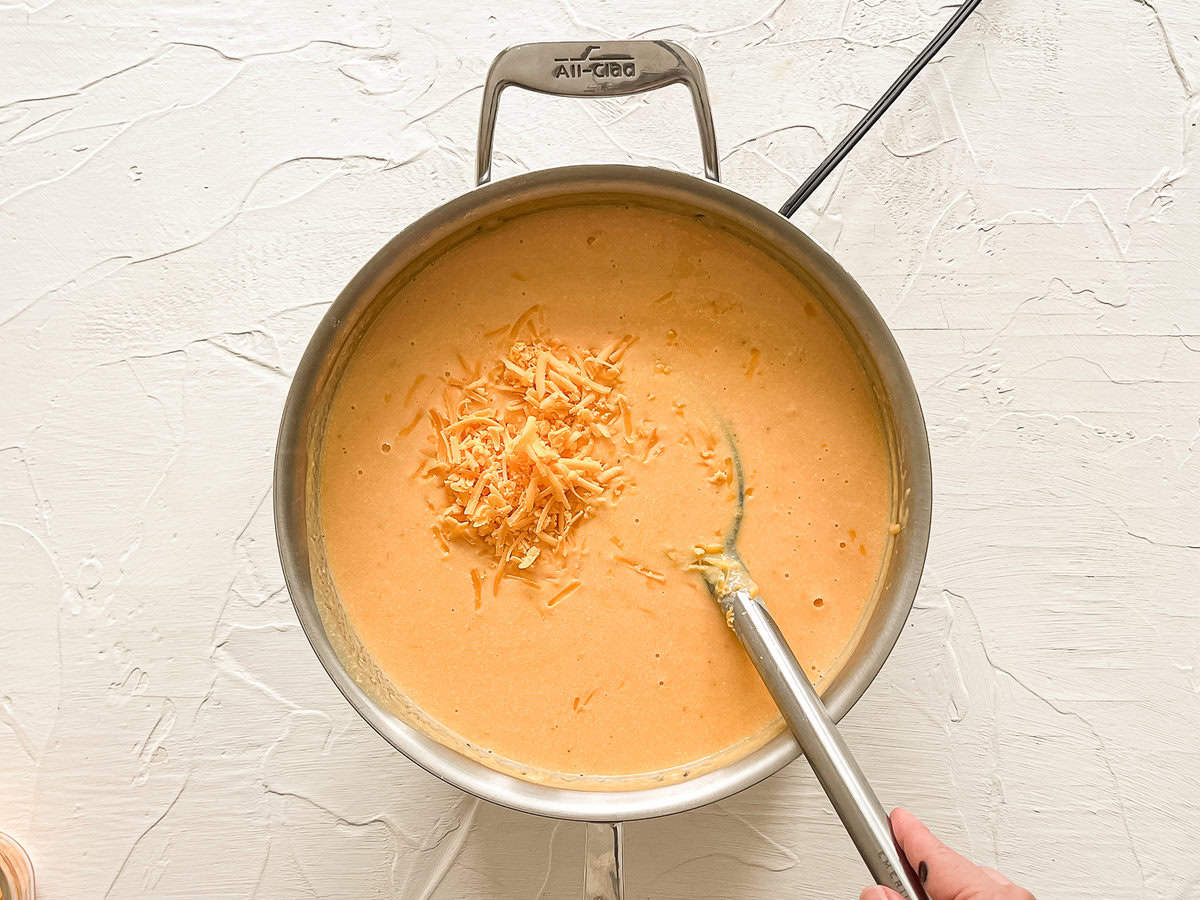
left=779, top=0, right=983, bottom=218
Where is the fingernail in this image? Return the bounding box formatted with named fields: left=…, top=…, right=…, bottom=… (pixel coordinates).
left=918, top=861, right=928, bottom=883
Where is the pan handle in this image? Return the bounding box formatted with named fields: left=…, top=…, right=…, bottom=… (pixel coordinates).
left=476, top=40, right=719, bottom=185
left=584, top=822, right=623, bottom=900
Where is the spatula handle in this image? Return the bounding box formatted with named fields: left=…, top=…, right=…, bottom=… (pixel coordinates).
left=722, top=589, right=928, bottom=900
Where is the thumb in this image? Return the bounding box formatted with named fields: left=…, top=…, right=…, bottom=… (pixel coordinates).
left=860, top=887, right=903, bottom=900
left=890, top=807, right=998, bottom=900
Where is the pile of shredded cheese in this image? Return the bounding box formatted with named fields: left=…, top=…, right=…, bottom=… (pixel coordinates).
left=424, top=331, right=637, bottom=571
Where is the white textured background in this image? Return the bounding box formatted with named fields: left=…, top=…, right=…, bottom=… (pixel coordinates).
left=2, top=0, right=1198, bottom=897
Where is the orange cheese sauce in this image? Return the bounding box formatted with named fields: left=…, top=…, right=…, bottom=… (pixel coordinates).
left=318, top=202, right=892, bottom=779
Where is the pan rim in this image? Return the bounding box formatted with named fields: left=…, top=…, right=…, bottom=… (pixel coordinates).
left=273, top=163, right=932, bottom=822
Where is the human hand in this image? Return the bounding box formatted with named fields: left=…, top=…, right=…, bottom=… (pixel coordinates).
left=860, top=808, right=1034, bottom=900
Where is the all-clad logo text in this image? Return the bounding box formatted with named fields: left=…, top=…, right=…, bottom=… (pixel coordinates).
left=553, top=45, right=636, bottom=80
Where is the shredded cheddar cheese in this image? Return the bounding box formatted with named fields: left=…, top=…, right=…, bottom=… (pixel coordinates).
left=424, top=331, right=637, bottom=570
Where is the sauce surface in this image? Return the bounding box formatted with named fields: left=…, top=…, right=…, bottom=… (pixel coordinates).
left=318, top=202, right=892, bottom=779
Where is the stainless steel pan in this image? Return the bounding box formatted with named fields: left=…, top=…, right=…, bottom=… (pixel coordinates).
left=275, top=40, right=932, bottom=898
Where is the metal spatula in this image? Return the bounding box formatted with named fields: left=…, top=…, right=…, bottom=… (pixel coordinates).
left=692, top=435, right=928, bottom=900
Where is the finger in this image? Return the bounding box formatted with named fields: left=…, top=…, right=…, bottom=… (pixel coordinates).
left=890, top=808, right=1002, bottom=900
left=860, top=887, right=903, bottom=900
left=980, top=866, right=1013, bottom=886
